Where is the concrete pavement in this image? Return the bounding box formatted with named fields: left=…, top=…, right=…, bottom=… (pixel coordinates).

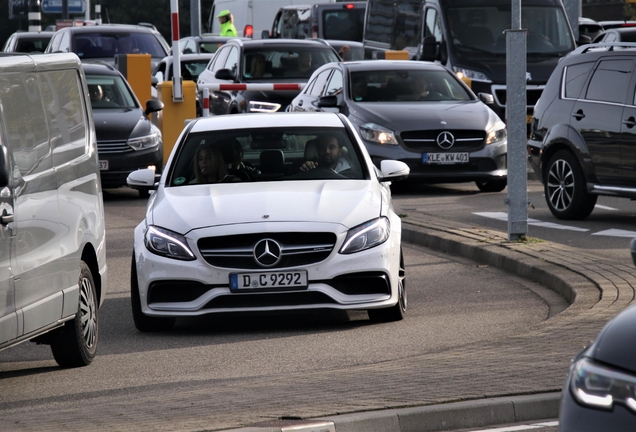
left=219, top=210, right=636, bottom=432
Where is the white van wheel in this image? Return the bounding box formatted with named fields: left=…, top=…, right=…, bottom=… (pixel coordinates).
left=50, top=261, right=98, bottom=368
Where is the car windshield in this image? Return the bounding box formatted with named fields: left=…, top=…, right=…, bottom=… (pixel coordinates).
left=349, top=69, right=473, bottom=102
left=446, top=6, right=575, bottom=55
left=85, top=74, right=137, bottom=109
left=169, top=60, right=210, bottom=81
left=168, top=127, right=365, bottom=186
left=243, top=47, right=340, bottom=80
left=74, top=32, right=167, bottom=59
left=322, top=8, right=365, bottom=42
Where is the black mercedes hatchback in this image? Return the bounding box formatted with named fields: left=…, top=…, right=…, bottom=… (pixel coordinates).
left=82, top=63, right=164, bottom=197
left=528, top=42, right=636, bottom=220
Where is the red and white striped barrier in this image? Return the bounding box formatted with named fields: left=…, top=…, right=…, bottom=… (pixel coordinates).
left=170, top=0, right=182, bottom=102
left=202, top=88, right=209, bottom=117
left=198, top=83, right=306, bottom=92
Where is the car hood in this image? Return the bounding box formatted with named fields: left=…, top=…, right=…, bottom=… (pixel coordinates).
left=590, top=302, right=636, bottom=372
left=349, top=100, right=492, bottom=132
left=149, top=180, right=383, bottom=234
left=93, top=108, right=149, bottom=141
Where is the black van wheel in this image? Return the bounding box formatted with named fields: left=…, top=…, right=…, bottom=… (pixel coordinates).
left=50, top=261, right=98, bottom=368
left=476, top=178, right=507, bottom=193
left=545, top=150, right=597, bottom=220
left=130, top=253, right=175, bottom=332
left=368, top=248, right=406, bottom=322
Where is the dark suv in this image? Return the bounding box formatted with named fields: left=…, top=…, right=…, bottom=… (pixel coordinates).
left=196, top=38, right=341, bottom=115
left=528, top=43, right=636, bottom=220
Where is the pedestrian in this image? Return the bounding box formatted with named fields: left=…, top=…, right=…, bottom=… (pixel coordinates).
left=217, top=10, right=238, bottom=37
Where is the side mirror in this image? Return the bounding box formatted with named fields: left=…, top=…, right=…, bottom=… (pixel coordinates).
left=419, top=35, right=437, bottom=61
left=577, top=34, right=592, bottom=46
left=127, top=168, right=157, bottom=189
left=145, top=99, right=164, bottom=115
left=378, top=160, right=410, bottom=183
left=215, top=68, right=235, bottom=81
left=261, top=30, right=270, bottom=39
left=0, top=146, right=10, bottom=188
left=478, top=93, right=494, bottom=105
left=151, top=74, right=160, bottom=86
left=317, top=95, right=340, bottom=108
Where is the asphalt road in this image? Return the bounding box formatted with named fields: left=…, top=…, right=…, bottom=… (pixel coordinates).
left=0, top=187, right=566, bottom=431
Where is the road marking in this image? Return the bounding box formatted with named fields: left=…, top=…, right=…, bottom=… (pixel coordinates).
left=592, top=229, right=636, bottom=238
left=468, top=420, right=559, bottom=432
left=474, top=212, right=589, bottom=232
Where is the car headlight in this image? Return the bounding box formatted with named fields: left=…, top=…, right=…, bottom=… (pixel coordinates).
left=485, top=120, right=506, bottom=145
left=128, top=128, right=161, bottom=151
left=359, top=123, right=398, bottom=145
left=249, top=101, right=281, bottom=113
left=340, top=217, right=390, bottom=254
left=570, top=357, right=636, bottom=412
left=453, top=67, right=492, bottom=83
left=144, top=226, right=195, bottom=261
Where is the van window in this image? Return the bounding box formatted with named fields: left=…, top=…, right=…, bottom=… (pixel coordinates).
left=0, top=73, right=52, bottom=175
left=281, top=8, right=312, bottom=39
left=39, top=70, right=88, bottom=166
left=365, top=0, right=422, bottom=49
left=322, top=8, right=365, bottom=41
left=563, top=62, right=594, bottom=100
left=584, top=59, right=633, bottom=104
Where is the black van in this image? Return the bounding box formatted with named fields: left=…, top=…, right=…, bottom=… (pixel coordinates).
left=269, top=1, right=367, bottom=42
left=363, top=0, right=579, bottom=123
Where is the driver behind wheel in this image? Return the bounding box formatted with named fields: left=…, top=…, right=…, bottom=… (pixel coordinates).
left=299, top=133, right=351, bottom=173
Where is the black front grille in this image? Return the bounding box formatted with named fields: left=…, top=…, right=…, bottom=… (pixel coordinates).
left=400, top=130, right=485, bottom=152
left=148, top=281, right=216, bottom=304
left=198, top=232, right=337, bottom=269
left=203, top=291, right=337, bottom=309
left=97, top=139, right=132, bottom=154
left=326, top=272, right=391, bottom=295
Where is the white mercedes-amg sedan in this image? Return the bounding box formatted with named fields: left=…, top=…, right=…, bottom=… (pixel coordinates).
left=127, top=112, right=409, bottom=332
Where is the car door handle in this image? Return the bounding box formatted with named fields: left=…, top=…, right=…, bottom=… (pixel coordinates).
left=623, top=116, right=636, bottom=128
left=572, top=110, right=585, bottom=121
left=1, top=209, right=13, bottom=225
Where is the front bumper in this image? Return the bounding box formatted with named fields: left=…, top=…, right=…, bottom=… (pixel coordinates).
left=132, top=220, right=403, bottom=317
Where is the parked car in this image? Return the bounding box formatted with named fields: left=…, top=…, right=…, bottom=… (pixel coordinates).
left=153, top=53, right=215, bottom=83
left=593, top=27, right=636, bottom=43
left=83, top=63, right=164, bottom=197
left=45, top=24, right=170, bottom=69
left=559, top=301, right=636, bottom=430
left=2, top=30, right=54, bottom=53
left=126, top=112, right=410, bottom=331
left=177, top=35, right=249, bottom=54
left=579, top=17, right=604, bottom=42
left=0, top=53, right=107, bottom=367
left=269, top=1, right=367, bottom=42
left=290, top=60, right=508, bottom=191
left=528, top=42, right=636, bottom=220
left=597, top=20, right=636, bottom=30
left=196, top=38, right=341, bottom=114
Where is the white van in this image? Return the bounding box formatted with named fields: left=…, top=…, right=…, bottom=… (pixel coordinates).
left=206, top=0, right=336, bottom=38
left=0, top=52, right=107, bottom=368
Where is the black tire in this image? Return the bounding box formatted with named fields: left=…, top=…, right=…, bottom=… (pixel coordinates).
left=50, top=261, right=98, bottom=368
left=368, top=248, right=406, bottom=323
left=130, top=253, right=175, bottom=332
left=544, top=150, right=597, bottom=220
left=475, top=178, right=507, bottom=193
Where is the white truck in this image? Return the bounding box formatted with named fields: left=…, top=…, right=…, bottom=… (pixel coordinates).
left=206, top=0, right=337, bottom=38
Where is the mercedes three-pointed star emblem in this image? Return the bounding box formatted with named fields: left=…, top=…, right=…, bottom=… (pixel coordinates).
left=253, top=238, right=282, bottom=267
left=436, top=131, right=455, bottom=150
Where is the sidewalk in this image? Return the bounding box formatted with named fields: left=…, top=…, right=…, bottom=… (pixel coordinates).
left=220, top=212, right=636, bottom=432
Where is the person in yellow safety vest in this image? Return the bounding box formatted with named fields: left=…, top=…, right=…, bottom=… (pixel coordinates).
left=217, top=10, right=238, bottom=37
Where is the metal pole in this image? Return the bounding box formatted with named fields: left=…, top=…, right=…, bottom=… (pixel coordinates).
left=85, top=0, right=90, bottom=21
left=506, top=0, right=528, bottom=240
left=191, top=0, right=201, bottom=37
left=62, top=0, right=69, bottom=19
left=170, top=0, right=183, bottom=102
left=95, top=4, right=101, bottom=24
left=28, top=0, right=42, bottom=32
